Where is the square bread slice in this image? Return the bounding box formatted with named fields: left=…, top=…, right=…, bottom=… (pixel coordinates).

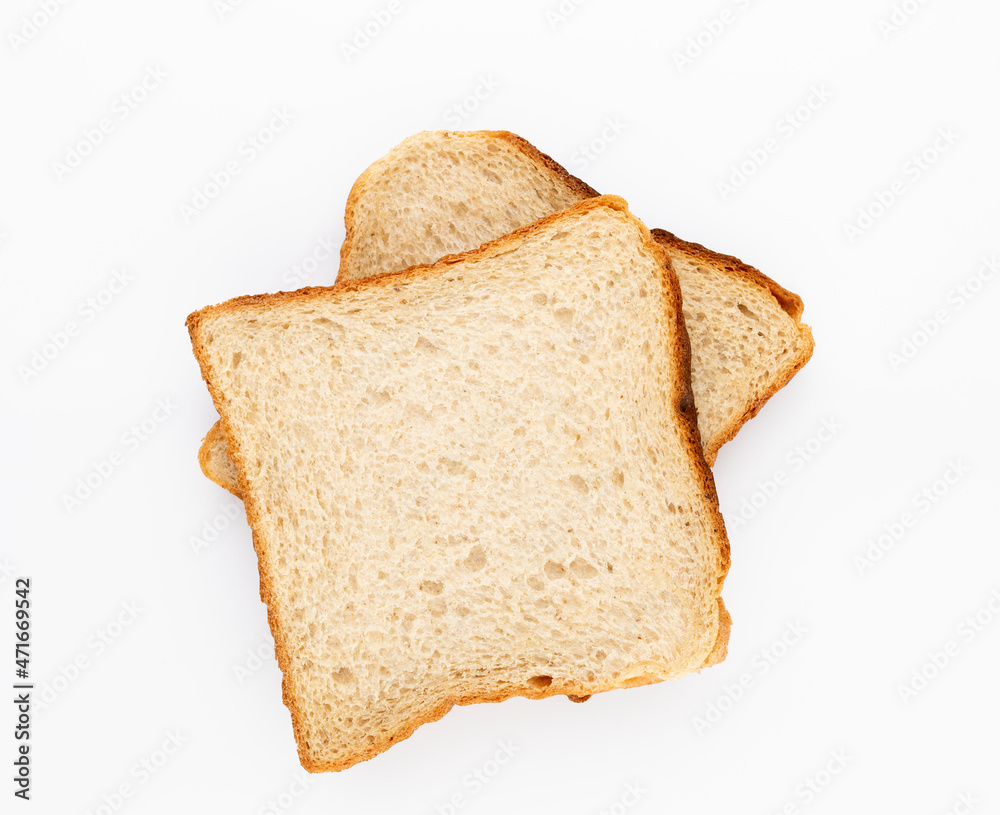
left=198, top=130, right=812, bottom=496
left=186, top=196, right=731, bottom=772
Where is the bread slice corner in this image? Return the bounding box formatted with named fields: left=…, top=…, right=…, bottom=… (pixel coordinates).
left=651, top=229, right=815, bottom=464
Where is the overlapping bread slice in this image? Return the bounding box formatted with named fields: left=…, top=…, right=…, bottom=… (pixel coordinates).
left=186, top=196, right=731, bottom=772
left=198, top=130, right=812, bottom=496
left=339, top=131, right=814, bottom=461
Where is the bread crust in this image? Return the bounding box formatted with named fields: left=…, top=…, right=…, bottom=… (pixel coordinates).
left=649, top=229, right=815, bottom=464
left=198, top=422, right=242, bottom=498
left=187, top=195, right=731, bottom=772
left=651, top=229, right=806, bottom=319
left=702, top=598, right=732, bottom=668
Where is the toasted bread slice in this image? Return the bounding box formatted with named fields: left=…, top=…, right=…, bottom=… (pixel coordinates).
left=186, top=197, right=730, bottom=772
left=198, top=131, right=812, bottom=495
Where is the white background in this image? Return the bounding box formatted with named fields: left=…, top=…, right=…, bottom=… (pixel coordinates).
left=2, top=0, right=999, bottom=812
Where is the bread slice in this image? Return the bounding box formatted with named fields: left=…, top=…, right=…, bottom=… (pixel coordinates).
left=198, top=130, right=812, bottom=495
left=186, top=196, right=731, bottom=772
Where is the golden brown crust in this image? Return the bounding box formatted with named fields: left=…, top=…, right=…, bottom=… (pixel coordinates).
left=703, top=324, right=814, bottom=466
left=647, top=228, right=731, bottom=680
left=658, top=238, right=731, bottom=594
left=196, top=423, right=221, bottom=484
left=488, top=130, right=601, bottom=200
left=649, top=229, right=815, bottom=464
left=701, top=598, right=732, bottom=669
left=198, top=422, right=243, bottom=498
left=650, top=228, right=806, bottom=320
left=186, top=195, right=730, bottom=773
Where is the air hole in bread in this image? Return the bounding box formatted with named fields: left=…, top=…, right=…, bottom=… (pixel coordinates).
left=543, top=560, right=566, bottom=579
left=527, top=675, right=552, bottom=689
left=463, top=546, right=486, bottom=571
left=570, top=558, right=598, bottom=579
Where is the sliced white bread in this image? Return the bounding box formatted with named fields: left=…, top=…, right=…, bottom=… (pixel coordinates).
left=186, top=196, right=731, bottom=772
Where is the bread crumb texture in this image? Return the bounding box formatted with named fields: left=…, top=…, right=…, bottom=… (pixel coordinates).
left=188, top=198, right=729, bottom=771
